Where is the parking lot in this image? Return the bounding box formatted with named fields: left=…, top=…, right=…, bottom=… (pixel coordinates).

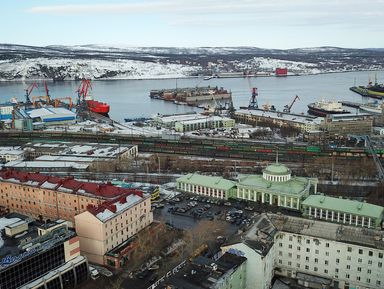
left=152, top=193, right=257, bottom=233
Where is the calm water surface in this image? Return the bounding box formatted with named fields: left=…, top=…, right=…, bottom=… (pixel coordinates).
left=0, top=71, right=383, bottom=122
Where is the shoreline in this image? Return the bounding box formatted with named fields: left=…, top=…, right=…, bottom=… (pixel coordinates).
left=0, top=69, right=383, bottom=82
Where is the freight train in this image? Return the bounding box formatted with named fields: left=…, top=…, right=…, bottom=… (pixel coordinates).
left=0, top=131, right=383, bottom=162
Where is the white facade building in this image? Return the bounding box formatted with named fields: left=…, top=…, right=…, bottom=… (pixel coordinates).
left=222, top=213, right=384, bottom=289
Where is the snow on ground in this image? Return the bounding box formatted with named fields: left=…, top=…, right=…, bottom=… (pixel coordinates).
left=0, top=217, right=21, bottom=248
left=0, top=57, right=200, bottom=81
left=249, top=57, right=321, bottom=74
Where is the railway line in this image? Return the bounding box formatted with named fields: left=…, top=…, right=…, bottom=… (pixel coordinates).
left=0, top=130, right=383, bottom=163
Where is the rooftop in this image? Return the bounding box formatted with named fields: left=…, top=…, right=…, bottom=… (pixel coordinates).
left=177, top=173, right=236, bottom=191
left=302, top=195, right=384, bottom=219
left=0, top=169, right=142, bottom=199
left=235, top=109, right=321, bottom=125
left=165, top=252, right=246, bottom=289
left=4, top=160, right=89, bottom=170
left=268, top=213, right=384, bottom=250
left=263, top=163, right=291, bottom=176
left=1, top=216, right=75, bottom=270
left=86, top=191, right=147, bottom=222
left=237, top=174, right=312, bottom=196
left=26, top=107, right=76, bottom=119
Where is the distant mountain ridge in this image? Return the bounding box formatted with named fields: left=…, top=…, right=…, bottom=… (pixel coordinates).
left=0, top=44, right=383, bottom=80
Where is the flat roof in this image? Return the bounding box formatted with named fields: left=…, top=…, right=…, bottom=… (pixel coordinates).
left=26, top=107, right=76, bottom=118
left=268, top=213, right=384, bottom=250
left=177, top=173, right=236, bottom=191
left=4, top=160, right=89, bottom=169
left=302, top=195, right=384, bottom=219
left=237, top=174, right=312, bottom=196
left=235, top=109, right=322, bottom=125
left=176, top=115, right=234, bottom=126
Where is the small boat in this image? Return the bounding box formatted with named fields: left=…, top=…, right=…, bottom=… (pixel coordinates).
left=308, top=100, right=350, bottom=117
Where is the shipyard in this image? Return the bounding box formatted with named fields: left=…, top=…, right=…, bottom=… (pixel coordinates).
left=1, top=2, right=384, bottom=289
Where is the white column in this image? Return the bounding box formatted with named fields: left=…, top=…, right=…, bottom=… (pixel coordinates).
left=349, top=214, right=352, bottom=225
left=242, top=188, right=245, bottom=199
left=314, top=208, right=317, bottom=218
left=237, top=187, right=240, bottom=198
left=254, top=191, right=257, bottom=202
left=343, top=213, right=346, bottom=224
left=221, top=190, right=224, bottom=199
left=337, top=212, right=340, bottom=222
left=368, top=218, right=371, bottom=228
left=325, top=210, right=328, bottom=220
left=278, top=195, right=281, bottom=207
left=284, top=196, right=287, bottom=207
left=355, top=216, right=359, bottom=226
left=320, top=209, right=323, bottom=219
left=331, top=211, right=334, bottom=221
left=290, top=197, right=294, bottom=208
left=309, top=206, right=312, bottom=216
left=361, top=216, right=365, bottom=227
left=261, top=193, right=265, bottom=203
left=269, top=194, right=272, bottom=205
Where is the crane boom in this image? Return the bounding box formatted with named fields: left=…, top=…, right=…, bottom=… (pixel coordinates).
left=283, top=95, right=300, bottom=113
left=25, top=81, right=38, bottom=104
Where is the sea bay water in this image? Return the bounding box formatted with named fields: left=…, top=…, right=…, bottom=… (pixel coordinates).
left=0, top=70, right=383, bottom=122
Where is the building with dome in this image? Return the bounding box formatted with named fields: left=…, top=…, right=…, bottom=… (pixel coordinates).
left=234, top=162, right=318, bottom=210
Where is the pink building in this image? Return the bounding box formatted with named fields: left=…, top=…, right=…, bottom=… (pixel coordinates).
left=75, top=192, right=153, bottom=267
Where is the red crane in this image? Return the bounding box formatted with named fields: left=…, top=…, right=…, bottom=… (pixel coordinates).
left=283, top=95, right=300, bottom=113
left=25, top=81, right=38, bottom=104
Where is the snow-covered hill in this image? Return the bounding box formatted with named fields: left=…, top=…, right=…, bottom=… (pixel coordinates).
left=0, top=44, right=383, bottom=80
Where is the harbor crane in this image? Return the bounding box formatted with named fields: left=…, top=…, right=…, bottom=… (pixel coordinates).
left=25, top=81, right=38, bottom=104
left=248, top=87, right=259, bottom=109
left=364, top=135, right=384, bottom=181
left=283, top=95, right=300, bottom=113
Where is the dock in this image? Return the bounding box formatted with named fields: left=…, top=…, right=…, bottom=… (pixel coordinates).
left=340, top=101, right=362, bottom=109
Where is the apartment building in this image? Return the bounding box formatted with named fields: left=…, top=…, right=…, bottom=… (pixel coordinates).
left=74, top=191, right=153, bottom=267
left=0, top=170, right=142, bottom=226
left=222, top=213, right=384, bottom=289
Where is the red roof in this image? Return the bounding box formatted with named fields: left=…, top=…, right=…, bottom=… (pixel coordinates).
left=0, top=169, right=143, bottom=200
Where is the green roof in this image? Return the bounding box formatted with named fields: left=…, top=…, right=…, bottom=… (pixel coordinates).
left=237, top=174, right=310, bottom=196
left=302, top=195, right=384, bottom=219
left=263, top=164, right=291, bottom=175
left=177, top=173, right=236, bottom=191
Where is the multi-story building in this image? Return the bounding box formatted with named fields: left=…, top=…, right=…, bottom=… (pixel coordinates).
left=0, top=170, right=143, bottom=226
left=177, top=162, right=318, bottom=211
left=176, top=173, right=237, bottom=199
left=0, top=216, right=88, bottom=289
left=174, top=115, right=235, bottom=133
left=223, top=213, right=384, bottom=289
left=0, top=146, right=25, bottom=163
left=320, top=113, right=373, bottom=136
left=236, top=162, right=318, bottom=209
left=74, top=191, right=153, bottom=267
left=302, top=195, right=384, bottom=229
left=164, top=252, right=247, bottom=289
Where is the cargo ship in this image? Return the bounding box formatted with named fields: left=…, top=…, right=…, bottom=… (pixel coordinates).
left=149, top=86, right=232, bottom=106
left=77, top=80, right=110, bottom=116
left=307, top=100, right=350, bottom=117
left=350, top=78, right=384, bottom=99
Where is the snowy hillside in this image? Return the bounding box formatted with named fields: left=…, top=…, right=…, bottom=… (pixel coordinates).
left=0, top=44, right=383, bottom=80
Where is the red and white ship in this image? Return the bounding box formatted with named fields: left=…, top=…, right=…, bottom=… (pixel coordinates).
left=77, top=79, right=110, bottom=116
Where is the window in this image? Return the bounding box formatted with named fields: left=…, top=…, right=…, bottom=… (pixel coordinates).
left=289, top=236, right=293, bottom=241
left=366, top=278, right=371, bottom=283
left=314, top=267, right=318, bottom=272
left=306, top=240, right=310, bottom=244
left=279, top=251, right=282, bottom=256
left=356, top=276, right=361, bottom=281
left=297, top=246, right=301, bottom=251
left=368, top=260, right=372, bottom=265
left=297, top=263, right=300, bottom=268
left=325, top=260, right=328, bottom=265
left=324, top=269, right=328, bottom=274
left=336, top=258, right=340, bottom=264
left=347, top=256, right=351, bottom=261
left=367, top=269, right=371, bottom=274
left=278, top=259, right=282, bottom=264
left=305, top=257, right=309, bottom=261
left=288, top=261, right=292, bottom=266
left=305, top=265, right=309, bottom=270
left=335, top=268, right=339, bottom=273
left=359, top=249, right=363, bottom=254
left=297, top=255, right=300, bottom=260
left=369, top=251, right=373, bottom=256
left=379, top=253, right=383, bottom=259
left=346, top=274, right=350, bottom=279
left=358, top=258, right=362, bottom=263
left=347, top=247, right=352, bottom=252
left=378, top=262, right=382, bottom=268
left=315, top=250, right=319, bottom=254
left=288, top=244, right=292, bottom=249
left=288, top=253, right=292, bottom=258
left=314, top=258, right=318, bottom=263
left=357, top=267, right=361, bottom=272
left=326, top=243, right=330, bottom=248
left=325, top=252, right=329, bottom=256
left=306, top=248, right=310, bottom=253
left=346, top=265, right=350, bottom=270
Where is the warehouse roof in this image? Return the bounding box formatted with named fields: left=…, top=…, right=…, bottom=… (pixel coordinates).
left=302, top=195, right=384, bottom=219
left=177, top=173, right=236, bottom=191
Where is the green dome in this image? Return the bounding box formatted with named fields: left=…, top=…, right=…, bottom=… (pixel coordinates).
left=263, top=164, right=291, bottom=176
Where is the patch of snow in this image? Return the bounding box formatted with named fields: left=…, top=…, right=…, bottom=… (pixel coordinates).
left=0, top=217, right=21, bottom=247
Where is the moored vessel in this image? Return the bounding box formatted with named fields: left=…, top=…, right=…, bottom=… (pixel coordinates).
left=307, top=100, right=350, bottom=117
left=77, top=80, right=110, bottom=116
left=359, top=102, right=384, bottom=114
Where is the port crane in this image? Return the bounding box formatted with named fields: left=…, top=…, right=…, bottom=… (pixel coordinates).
left=25, top=81, right=38, bottom=104
left=283, top=95, right=300, bottom=113
left=364, top=135, right=384, bottom=181
left=248, top=87, right=259, bottom=109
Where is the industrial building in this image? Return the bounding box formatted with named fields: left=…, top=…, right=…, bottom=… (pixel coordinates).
left=0, top=170, right=145, bottom=226
left=75, top=192, right=153, bottom=267
left=320, top=113, right=373, bottom=136
left=0, top=216, right=88, bottom=289
left=234, top=109, right=321, bottom=133
left=222, top=213, right=384, bottom=289
left=302, top=195, right=384, bottom=229
left=26, top=107, right=77, bottom=124
left=0, top=104, right=14, bottom=120
left=3, top=159, right=90, bottom=172
left=153, top=112, right=235, bottom=132
left=0, top=146, right=25, bottom=163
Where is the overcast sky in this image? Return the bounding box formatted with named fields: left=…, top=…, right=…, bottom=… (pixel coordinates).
left=2, top=0, right=384, bottom=48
